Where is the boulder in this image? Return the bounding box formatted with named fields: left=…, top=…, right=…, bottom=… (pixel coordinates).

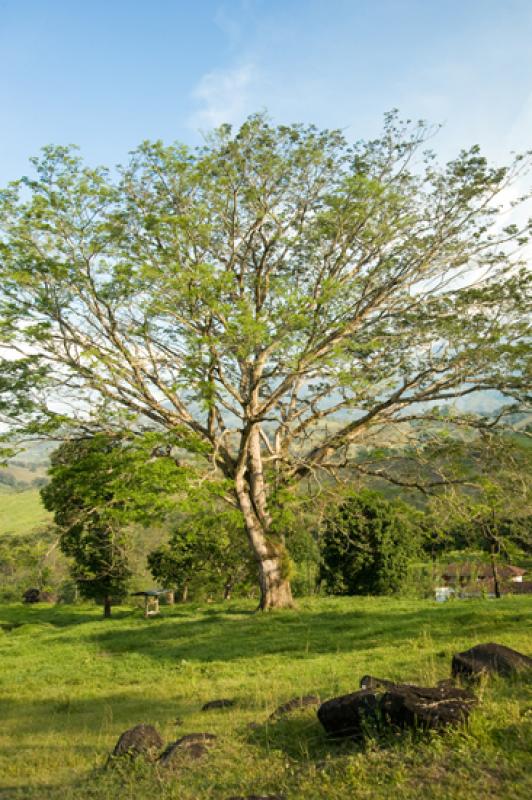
left=317, top=688, right=381, bottom=738
left=318, top=681, right=477, bottom=739
left=202, top=698, right=235, bottom=711
left=23, top=588, right=41, bottom=604
left=112, top=723, right=163, bottom=758
left=227, top=796, right=285, bottom=799
left=160, top=742, right=208, bottom=764
left=158, top=732, right=217, bottom=767
left=380, top=684, right=477, bottom=730
left=269, top=695, right=320, bottom=720
left=22, top=588, right=56, bottom=604
left=452, top=643, right=532, bottom=679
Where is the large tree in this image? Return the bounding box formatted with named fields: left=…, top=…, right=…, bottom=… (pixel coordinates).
left=0, top=113, right=530, bottom=607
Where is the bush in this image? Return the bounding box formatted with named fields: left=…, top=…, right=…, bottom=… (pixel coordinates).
left=319, top=490, right=425, bottom=596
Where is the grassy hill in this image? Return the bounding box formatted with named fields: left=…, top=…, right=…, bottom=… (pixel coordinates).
left=0, top=595, right=530, bottom=799
left=0, top=488, right=52, bottom=537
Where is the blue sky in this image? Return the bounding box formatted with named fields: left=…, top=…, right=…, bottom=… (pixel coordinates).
left=1, top=0, right=531, bottom=184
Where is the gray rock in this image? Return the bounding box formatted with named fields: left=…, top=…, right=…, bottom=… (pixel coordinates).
left=226, top=796, right=285, bottom=799
left=452, top=642, right=532, bottom=679
left=318, top=682, right=477, bottom=739
left=269, top=695, right=320, bottom=719
left=317, top=688, right=380, bottom=738
left=22, top=587, right=56, bottom=604
left=112, top=723, right=163, bottom=758
left=158, top=732, right=217, bottom=767
left=381, top=684, right=477, bottom=730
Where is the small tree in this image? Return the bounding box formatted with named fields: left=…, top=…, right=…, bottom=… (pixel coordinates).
left=148, top=506, right=255, bottom=602
left=59, top=519, right=130, bottom=617
left=319, top=490, right=424, bottom=595
left=41, top=437, right=134, bottom=616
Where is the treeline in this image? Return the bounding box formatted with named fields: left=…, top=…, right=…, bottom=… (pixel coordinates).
left=2, top=428, right=530, bottom=612
left=5, top=431, right=528, bottom=613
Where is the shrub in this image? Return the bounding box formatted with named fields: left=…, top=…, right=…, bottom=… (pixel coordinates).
left=319, top=490, right=424, bottom=595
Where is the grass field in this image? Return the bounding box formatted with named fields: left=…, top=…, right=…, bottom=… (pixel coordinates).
left=0, top=488, right=51, bottom=537
left=0, top=596, right=531, bottom=800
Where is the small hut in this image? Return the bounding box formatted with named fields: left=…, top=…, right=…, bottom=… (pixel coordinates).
left=131, top=589, right=172, bottom=618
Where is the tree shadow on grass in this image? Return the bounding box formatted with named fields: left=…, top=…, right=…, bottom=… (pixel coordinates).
left=0, top=690, right=187, bottom=735
left=0, top=603, right=134, bottom=628
left=246, top=713, right=339, bottom=761
left=85, top=602, right=529, bottom=668
left=244, top=709, right=426, bottom=765
left=0, top=687, right=199, bottom=799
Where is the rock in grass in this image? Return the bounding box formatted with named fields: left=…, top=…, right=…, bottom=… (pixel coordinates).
left=160, top=742, right=208, bottom=764
left=318, top=682, right=477, bottom=739
left=317, top=689, right=381, bottom=738
left=202, top=698, right=236, bottom=711
left=380, top=684, right=477, bottom=730
left=22, top=587, right=56, bottom=604
left=269, top=695, right=320, bottom=719
left=158, top=733, right=217, bottom=767
left=452, top=643, right=532, bottom=679
left=226, top=796, right=285, bottom=799
left=112, top=723, right=163, bottom=759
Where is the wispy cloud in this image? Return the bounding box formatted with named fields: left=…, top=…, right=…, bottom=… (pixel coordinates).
left=187, top=63, right=257, bottom=131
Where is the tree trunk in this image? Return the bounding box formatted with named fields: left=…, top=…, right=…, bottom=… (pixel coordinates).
left=233, top=424, right=294, bottom=609
left=490, top=545, right=501, bottom=599
left=103, top=596, right=112, bottom=618
left=256, top=551, right=294, bottom=609
left=181, top=580, right=189, bottom=603
left=224, top=574, right=236, bottom=600
left=235, top=479, right=293, bottom=609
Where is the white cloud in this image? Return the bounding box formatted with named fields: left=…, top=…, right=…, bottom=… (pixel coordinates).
left=188, top=63, right=256, bottom=130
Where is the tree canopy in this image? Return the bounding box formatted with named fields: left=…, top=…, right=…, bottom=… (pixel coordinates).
left=41, top=436, right=134, bottom=616
left=1, top=112, right=530, bottom=607
left=148, top=505, right=254, bottom=602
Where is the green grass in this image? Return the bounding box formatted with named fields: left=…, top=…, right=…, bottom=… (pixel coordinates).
left=0, top=488, right=51, bottom=536
left=0, top=596, right=530, bottom=800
